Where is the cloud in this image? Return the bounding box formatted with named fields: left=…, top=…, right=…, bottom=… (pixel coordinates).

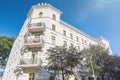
left=76, top=0, right=120, bottom=22
left=100, top=0, right=119, bottom=3
left=92, top=0, right=120, bottom=11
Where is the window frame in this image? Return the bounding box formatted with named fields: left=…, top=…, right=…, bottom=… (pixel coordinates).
left=63, top=41, right=67, bottom=47
left=76, top=36, right=79, bottom=42
left=52, top=24, right=56, bottom=31
left=63, top=30, right=66, bottom=36
left=39, top=12, right=43, bottom=17
left=70, top=33, right=73, bottom=39
left=52, top=36, right=56, bottom=45
left=52, top=14, right=56, bottom=20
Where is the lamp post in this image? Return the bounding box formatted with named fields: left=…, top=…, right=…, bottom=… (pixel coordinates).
left=90, top=55, right=96, bottom=80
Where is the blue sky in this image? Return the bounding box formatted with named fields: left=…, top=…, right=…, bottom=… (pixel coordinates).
left=0, top=0, right=120, bottom=55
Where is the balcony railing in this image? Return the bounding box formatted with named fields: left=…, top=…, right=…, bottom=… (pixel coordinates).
left=19, top=58, right=42, bottom=73
left=25, top=37, right=40, bottom=43
left=28, top=23, right=45, bottom=32
left=20, top=58, right=41, bottom=65
left=24, top=35, right=44, bottom=48
left=25, top=35, right=44, bottom=43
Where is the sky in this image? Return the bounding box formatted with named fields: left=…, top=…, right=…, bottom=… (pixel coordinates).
left=0, top=0, right=120, bottom=55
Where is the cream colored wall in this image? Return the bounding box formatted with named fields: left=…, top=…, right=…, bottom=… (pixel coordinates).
left=2, top=18, right=30, bottom=80
left=2, top=3, right=112, bottom=80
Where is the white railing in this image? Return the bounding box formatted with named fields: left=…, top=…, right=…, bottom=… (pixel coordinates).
left=28, top=23, right=45, bottom=30
left=25, top=35, right=44, bottom=44
left=20, top=58, right=42, bottom=65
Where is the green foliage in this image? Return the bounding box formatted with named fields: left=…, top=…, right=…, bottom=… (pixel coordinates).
left=49, top=75, right=55, bottom=80
left=0, top=36, right=15, bottom=67
left=103, top=55, right=120, bottom=80
left=74, top=77, right=77, bottom=80
left=47, top=46, right=81, bottom=80
left=80, top=45, right=109, bottom=76
left=80, top=45, right=120, bottom=79
left=47, top=45, right=120, bottom=79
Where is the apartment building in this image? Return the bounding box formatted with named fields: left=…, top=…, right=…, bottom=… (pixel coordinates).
left=2, top=3, right=112, bottom=80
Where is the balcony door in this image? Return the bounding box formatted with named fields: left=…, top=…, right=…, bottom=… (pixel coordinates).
left=34, top=35, right=39, bottom=42
left=31, top=51, right=38, bottom=64
left=29, top=73, right=35, bottom=80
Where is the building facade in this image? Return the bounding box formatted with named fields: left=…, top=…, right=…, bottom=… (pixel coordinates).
left=2, top=3, right=112, bottom=80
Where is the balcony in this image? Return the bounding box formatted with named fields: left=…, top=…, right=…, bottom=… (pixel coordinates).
left=19, top=58, right=42, bottom=73
left=24, top=35, right=44, bottom=48
left=28, top=23, right=45, bottom=32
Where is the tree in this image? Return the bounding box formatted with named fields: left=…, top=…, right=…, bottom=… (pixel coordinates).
left=47, top=46, right=81, bottom=80
left=80, top=45, right=120, bottom=80
left=49, top=75, right=55, bottom=80
left=102, top=55, right=120, bottom=80
left=66, top=46, right=82, bottom=78
left=0, top=36, right=15, bottom=68
left=111, top=56, right=120, bottom=80
left=80, top=45, right=110, bottom=79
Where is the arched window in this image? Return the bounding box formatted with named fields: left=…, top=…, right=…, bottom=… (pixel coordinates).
left=52, top=14, right=56, bottom=20
left=39, top=12, right=43, bottom=17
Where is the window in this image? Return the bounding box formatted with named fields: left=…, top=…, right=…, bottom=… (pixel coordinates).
left=39, top=12, right=43, bottom=17
left=63, top=30, right=66, bottom=36
left=52, top=36, right=56, bottom=45
left=37, top=23, right=42, bottom=26
left=89, top=42, right=92, bottom=46
left=53, top=14, right=56, bottom=20
left=78, top=46, right=80, bottom=51
left=63, top=41, right=67, bottom=47
left=35, top=35, right=39, bottom=42
left=70, top=33, right=73, bottom=39
left=52, top=24, right=56, bottom=31
left=29, top=73, right=35, bottom=80
left=70, top=43, right=74, bottom=47
left=76, top=36, right=79, bottom=42
left=82, top=39, right=84, bottom=44
left=85, top=40, right=87, bottom=45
